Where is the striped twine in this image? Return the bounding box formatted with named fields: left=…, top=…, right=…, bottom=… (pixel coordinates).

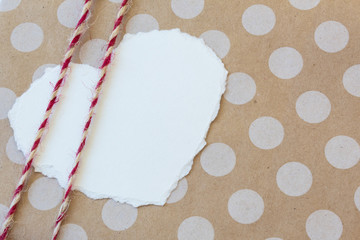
left=51, top=1, right=129, bottom=239
left=0, top=1, right=93, bottom=239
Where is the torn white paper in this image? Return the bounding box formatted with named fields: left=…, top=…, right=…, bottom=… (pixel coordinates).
left=8, top=29, right=227, bottom=207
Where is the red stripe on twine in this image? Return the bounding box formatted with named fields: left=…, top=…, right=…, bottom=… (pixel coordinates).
left=30, top=137, right=41, bottom=152
left=83, top=116, right=92, bottom=131
left=21, top=159, right=33, bottom=175
left=101, top=55, right=112, bottom=68
left=63, top=184, right=73, bottom=201
left=76, top=139, right=87, bottom=156
left=0, top=228, right=9, bottom=240
left=61, top=57, right=72, bottom=71
left=38, top=117, right=49, bottom=130
left=0, top=1, right=93, bottom=239
left=90, top=96, right=99, bottom=108
left=95, top=75, right=106, bottom=89
left=75, top=4, right=89, bottom=28
left=12, top=185, right=23, bottom=198
left=46, top=97, right=58, bottom=111
left=69, top=162, right=80, bottom=177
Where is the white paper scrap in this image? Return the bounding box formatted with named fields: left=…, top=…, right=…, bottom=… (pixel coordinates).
left=8, top=29, right=227, bottom=207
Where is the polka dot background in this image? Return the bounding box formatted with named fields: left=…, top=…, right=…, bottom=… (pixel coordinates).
left=1, top=0, right=360, bottom=239
left=58, top=224, right=88, bottom=240
left=242, top=4, right=276, bottom=36
left=79, top=39, right=107, bottom=68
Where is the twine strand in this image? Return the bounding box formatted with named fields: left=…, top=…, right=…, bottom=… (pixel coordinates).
left=51, top=1, right=129, bottom=239
left=0, top=1, right=93, bottom=239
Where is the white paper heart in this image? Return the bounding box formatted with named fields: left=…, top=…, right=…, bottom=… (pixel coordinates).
left=9, top=29, right=227, bottom=207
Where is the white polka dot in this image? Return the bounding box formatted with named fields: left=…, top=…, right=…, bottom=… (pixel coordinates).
left=343, top=64, right=360, bottom=97
left=228, top=189, right=264, bottom=224
left=276, top=162, right=312, bottom=197
left=242, top=4, right=276, bottom=36
left=0, top=88, right=16, bottom=120
left=58, top=224, right=88, bottom=240
left=32, top=64, right=57, bottom=82
left=315, top=21, right=349, bottom=53
left=102, top=200, right=137, bottom=231
left=126, top=14, right=159, bottom=34
left=200, top=30, right=230, bottom=59
left=28, top=177, right=63, bottom=210
left=249, top=117, right=284, bottom=150
left=57, top=0, right=84, bottom=28
left=306, top=210, right=343, bottom=240
left=325, top=135, right=360, bottom=169
left=288, top=0, right=320, bottom=10
left=0, top=204, right=8, bottom=225
left=171, top=0, right=204, bottom=19
left=178, top=216, right=214, bottom=240
left=167, top=178, right=188, bottom=204
left=354, top=187, right=360, bottom=211
left=79, top=39, right=107, bottom=68
left=269, top=47, right=303, bottom=79
left=0, top=0, right=21, bottom=12
left=200, top=143, right=236, bottom=177
left=11, top=23, right=43, bottom=52
left=224, top=72, right=256, bottom=105
left=296, top=91, right=331, bottom=124
left=6, top=136, right=25, bottom=165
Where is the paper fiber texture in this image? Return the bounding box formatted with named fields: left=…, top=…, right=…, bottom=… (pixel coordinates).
left=0, top=0, right=360, bottom=239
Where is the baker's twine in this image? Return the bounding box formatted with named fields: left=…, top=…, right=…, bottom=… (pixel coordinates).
left=51, top=1, right=129, bottom=239
left=0, top=1, right=93, bottom=239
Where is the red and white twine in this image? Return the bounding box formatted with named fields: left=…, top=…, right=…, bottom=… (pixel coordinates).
left=0, top=0, right=93, bottom=239
left=51, top=1, right=129, bottom=239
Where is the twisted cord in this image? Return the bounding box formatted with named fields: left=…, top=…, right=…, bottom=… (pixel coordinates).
left=51, top=1, right=129, bottom=239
